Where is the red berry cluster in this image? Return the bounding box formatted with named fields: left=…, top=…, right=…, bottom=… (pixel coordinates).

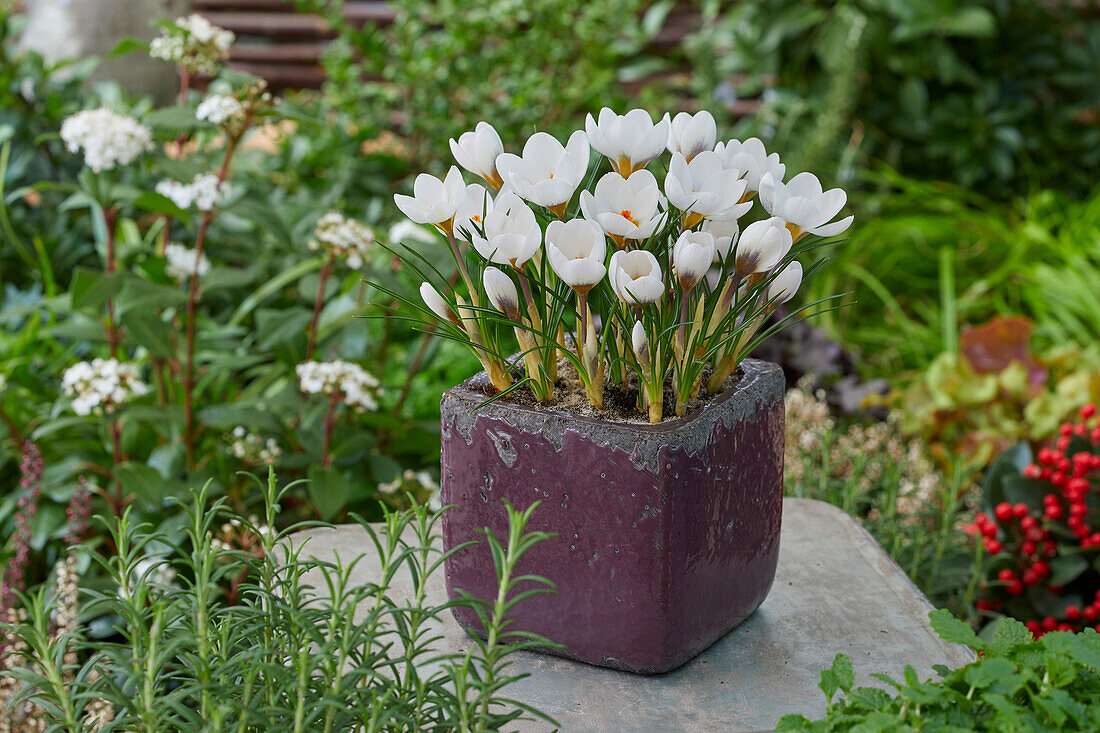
left=967, top=403, right=1100, bottom=636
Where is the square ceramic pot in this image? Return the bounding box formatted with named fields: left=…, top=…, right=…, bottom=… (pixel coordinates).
left=439, top=358, right=785, bottom=674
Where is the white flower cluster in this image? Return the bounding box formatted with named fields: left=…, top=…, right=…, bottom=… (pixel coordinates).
left=60, top=108, right=153, bottom=172
left=196, top=94, right=244, bottom=126
left=228, top=426, right=281, bottom=464
left=378, top=469, right=442, bottom=511
left=150, top=14, right=235, bottom=75
left=156, top=174, right=233, bottom=211
left=61, top=359, right=149, bottom=416
left=308, top=212, right=375, bottom=269
left=164, top=242, right=212, bottom=282
left=296, top=360, right=380, bottom=411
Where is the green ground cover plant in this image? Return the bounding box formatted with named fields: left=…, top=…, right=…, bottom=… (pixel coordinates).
left=779, top=611, right=1100, bottom=731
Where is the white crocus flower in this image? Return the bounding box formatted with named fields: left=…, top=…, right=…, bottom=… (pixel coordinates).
left=452, top=183, right=493, bottom=243
left=665, top=151, right=748, bottom=227
left=766, top=261, right=803, bottom=305
left=758, top=172, right=853, bottom=241
left=495, top=131, right=590, bottom=216
left=672, top=230, right=716, bottom=291
left=420, top=282, right=458, bottom=325
left=471, top=190, right=541, bottom=269
left=734, top=217, right=792, bottom=277
left=666, top=110, right=716, bottom=162
left=701, top=218, right=740, bottom=263
left=609, top=250, right=665, bottom=306
left=450, top=122, right=505, bottom=190
left=546, top=219, right=606, bottom=293
left=393, top=166, right=467, bottom=233
left=579, top=170, right=667, bottom=245
left=585, top=108, right=670, bottom=177
left=483, top=266, right=522, bottom=321
left=714, top=137, right=784, bottom=194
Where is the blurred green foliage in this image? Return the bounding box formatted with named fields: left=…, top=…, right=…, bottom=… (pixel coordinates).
left=697, top=0, right=1100, bottom=197
left=297, top=0, right=667, bottom=169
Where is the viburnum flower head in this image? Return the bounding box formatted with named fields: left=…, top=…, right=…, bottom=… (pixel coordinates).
left=196, top=94, right=243, bottom=126
left=296, top=360, right=380, bottom=412
left=546, top=219, right=607, bottom=293
left=665, top=151, right=749, bottom=226
left=451, top=183, right=493, bottom=243
left=150, top=14, right=234, bottom=75
left=495, top=130, right=590, bottom=215
left=164, top=243, right=211, bottom=282
left=156, top=174, right=233, bottom=212
left=579, top=170, right=667, bottom=244
left=60, top=108, right=153, bottom=172
left=308, top=212, right=375, bottom=269
left=733, top=217, right=792, bottom=277
left=471, top=190, right=541, bottom=268
left=62, top=358, right=149, bottom=416
left=585, top=108, right=670, bottom=177
left=609, top=249, right=665, bottom=305
left=450, top=122, right=505, bottom=190
left=759, top=172, right=852, bottom=240
left=483, top=266, right=522, bottom=321
left=666, top=110, right=717, bottom=161
left=673, top=230, right=717, bottom=290
left=393, top=166, right=466, bottom=232
left=713, top=137, right=784, bottom=194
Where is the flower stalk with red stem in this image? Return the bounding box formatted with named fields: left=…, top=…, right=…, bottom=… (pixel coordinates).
left=306, top=250, right=337, bottom=361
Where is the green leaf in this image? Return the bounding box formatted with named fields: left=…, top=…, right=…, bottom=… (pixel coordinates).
left=120, top=309, right=174, bottom=358
left=831, top=653, right=855, bottom=693
left=108, top=36, right=148, bottom=58
left=132, top=192, right=189, bottom=219
left=963, top=657, right=1015, bottom=690
left=308, top=465, right=351, bottom=520
left=981, top=443, right=1031, bottom=512
left=1048, top=554, right=1089, bottom=587
left=848, top=687, right=892, bottom=710
left=1000, top=476, right=1048, bottom=511
left=930, top=609, right=984, bottom=650
left=988, top=617, right=1034, bottom=656
left=71, top=267, right=125, bottom=310
left=144, top=106, right=201, bottom=133
left=115, top=462, right=169, bottom=511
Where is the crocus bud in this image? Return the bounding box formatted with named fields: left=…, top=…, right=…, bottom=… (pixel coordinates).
left=672, top=230, right=716, bottom=291
left=735, top=217, right=792, bottom=277
left=631, top=321, right=649, bottom=368
left=766, top=261, right=803, bottom=306
left=483, top=266, right=522, bottom=321
left=420, top=282, right=458, bottom=325
left=449, top=121, right=505, bottom=189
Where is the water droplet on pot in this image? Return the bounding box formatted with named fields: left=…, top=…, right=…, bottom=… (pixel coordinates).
left=631, top=522, right=636, bottom=528
left=542, top=490, right=548, bottom=497
left=569, top=544, right=575, bottom=551
left=600, top=472, right=606, bottom=479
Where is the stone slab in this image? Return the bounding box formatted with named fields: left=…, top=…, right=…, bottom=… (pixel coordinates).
left=289, top=498, right=973, bottom=732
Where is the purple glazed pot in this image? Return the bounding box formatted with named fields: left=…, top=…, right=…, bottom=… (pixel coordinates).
left=439, top=358, right=785, bottom=674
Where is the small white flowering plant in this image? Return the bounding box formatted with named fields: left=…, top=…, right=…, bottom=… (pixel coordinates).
left=390, top=109, right=852, bottom=422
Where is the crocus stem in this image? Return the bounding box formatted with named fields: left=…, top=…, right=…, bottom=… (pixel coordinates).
left=321, top=389, right=340, bottom=467
left=677, top=290, right=691, bottom=355
left=577, top=292, right=588, bottom=363
left=183, top=134, right=240, bottom=467
left=445, top=229, right=476, bottom=305
left=306, top=252, right=336, bottom=361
